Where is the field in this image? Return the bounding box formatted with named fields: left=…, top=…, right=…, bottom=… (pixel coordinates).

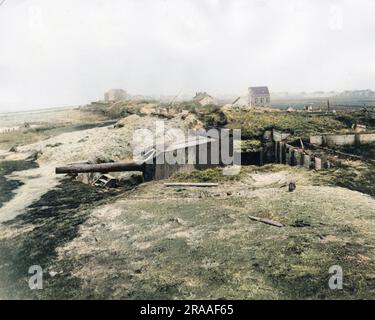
left=272, top=97, right=375, bottom=110
left=0, top=107, right=108, bottom=150
left=1, top=164, right=374, bottom=299
left=0, top=104, right=375, bottom=299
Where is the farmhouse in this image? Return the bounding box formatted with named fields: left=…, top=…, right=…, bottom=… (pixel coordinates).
left=193, top=92, right=216, bottom=106
left=104, top=89, right=128, bottom=102
left=248, top=86, right=271, bottom=108
left=304, top=104, right=322, bottom=112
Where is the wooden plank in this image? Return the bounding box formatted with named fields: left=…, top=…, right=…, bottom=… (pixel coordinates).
left=299, top=138, right=305, bottom=150
left=164, top=182, right=218, bottom=187
left=248, top=215, right=284, bottom=227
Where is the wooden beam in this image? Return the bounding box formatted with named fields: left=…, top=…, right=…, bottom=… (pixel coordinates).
left=248, top=215, right=284, bottom=227
left=164, top=182, right=218, bottom=187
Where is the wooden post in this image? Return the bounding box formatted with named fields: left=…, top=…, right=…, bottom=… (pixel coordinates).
left=259, top=147, right=264, bottom=166
left=279, top=142, right=286, bottom=164
left=315, top=157, right=322, bottom=170
left=294, top=150, right=303, bottom=166
left=303, top=154, right=311, bottom=169
left=274, top=142, right=279, bottom=163
left=291, top=149, right=298, bottom=166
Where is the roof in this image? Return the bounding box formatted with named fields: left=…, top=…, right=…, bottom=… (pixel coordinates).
left=106, top=89, right=127, bottom=93
left=248, top=86, right=270, bottom=95
left=164, top=135, right=217, bottom=152
left=138, top=135, right=218, bottom=161
left=193, top=92, right=213, bottom=101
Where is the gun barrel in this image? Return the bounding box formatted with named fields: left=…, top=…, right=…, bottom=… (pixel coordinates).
left=55, top=162, right=144, bottom=174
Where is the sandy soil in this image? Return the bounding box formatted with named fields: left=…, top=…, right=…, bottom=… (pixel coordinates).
left=6, top=115, right=191, bottom=165
left=0, top=107, right=105, bottom=128
left=0, top=165, right=61, bottom=223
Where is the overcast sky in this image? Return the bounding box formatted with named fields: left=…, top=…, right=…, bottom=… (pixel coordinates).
left=0, top=0, right=375, bottom=111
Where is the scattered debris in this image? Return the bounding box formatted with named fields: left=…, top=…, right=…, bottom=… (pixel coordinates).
left=49, top=271, right=58, bottom=278
left=291, top=219, right=311, bottom=228
left=8, top=145, right=18, bottom=152
left=46, top=142, right=63, bottom=148
left=169, top=217, right=184, bottom=225
left=93, top=174, right=118, bottom=188
left=25, top=150, right=42, bottom=161
left=288, top=181, right=296, bottom=192
left=248, top=215, right=284, bottom=228
left=23, top=122, right=31, bottom=129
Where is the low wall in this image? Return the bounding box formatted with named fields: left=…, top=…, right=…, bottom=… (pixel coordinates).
left=310, top=133, right=375, bottom=147
left=325, top=134, right=356, bottom=147
left=310, top=136, right=323, bottom=145
left=358, top=133, right=375, bottom=144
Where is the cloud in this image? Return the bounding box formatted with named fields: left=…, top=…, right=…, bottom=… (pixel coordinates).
left=0, top=0, right=374, bottom=111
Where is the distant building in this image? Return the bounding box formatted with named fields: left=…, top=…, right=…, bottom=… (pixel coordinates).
left=304, top=105, right=322, bottom=112
left=248, top=86, right=271, bottom=108
left=339, top=89, right=375, bottom=98
left=193, top=92, right=216, bottom=106
left=104, top=89, right=128, bottom=102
